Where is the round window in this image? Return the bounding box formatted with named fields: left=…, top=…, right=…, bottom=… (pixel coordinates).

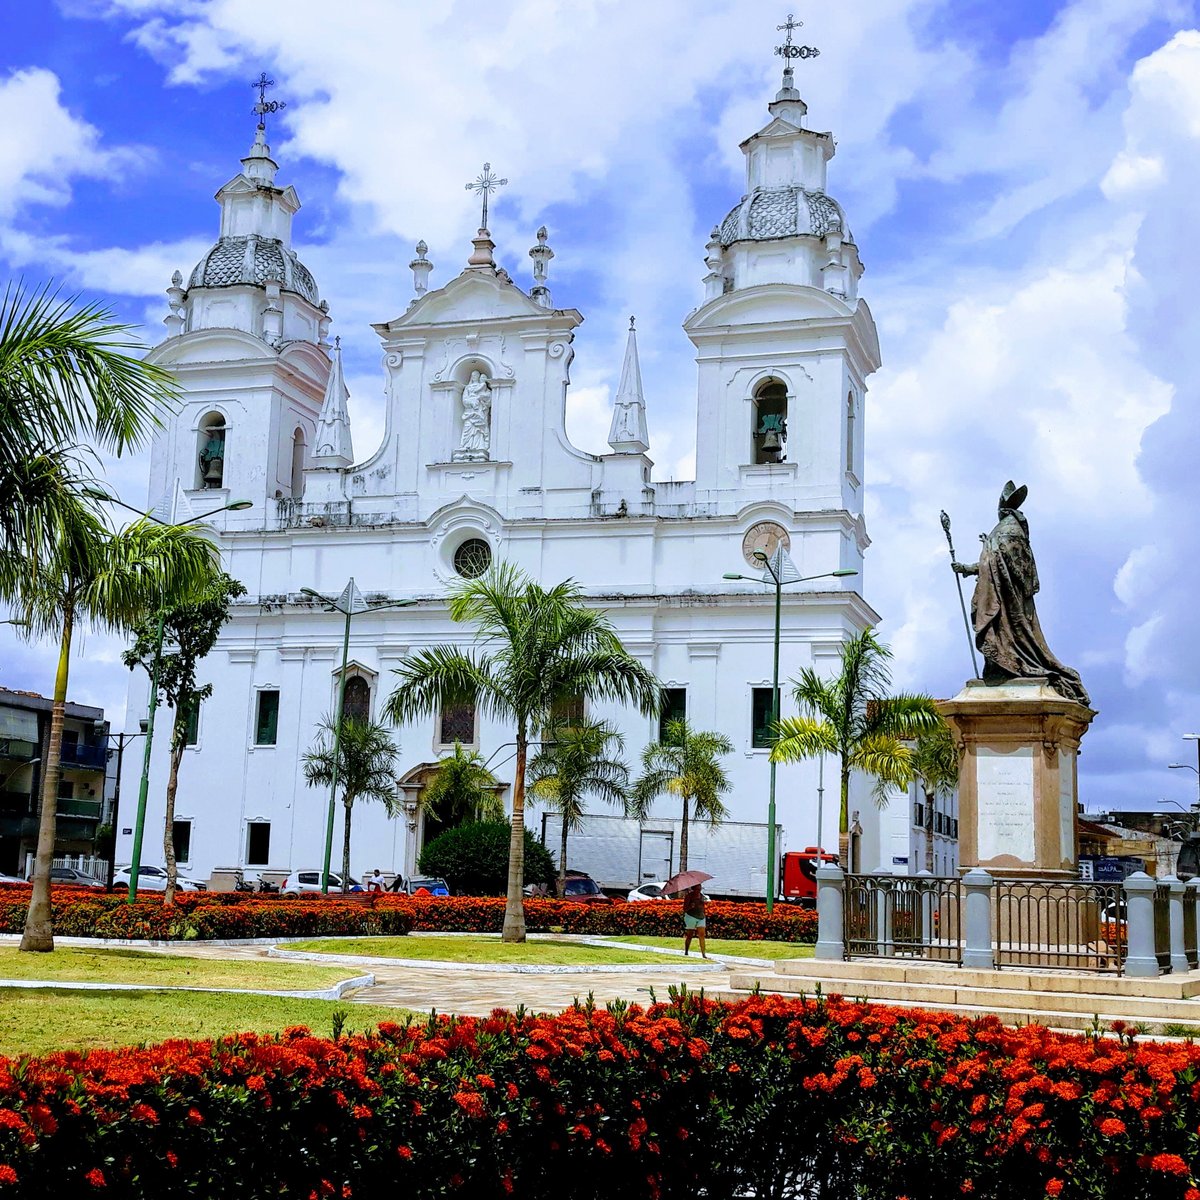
left=453, top=538, right=493, bottom=579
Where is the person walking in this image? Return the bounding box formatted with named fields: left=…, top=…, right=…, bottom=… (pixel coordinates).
left=367, top=868, right=384, bottom=893
left=682, top=884, right=708, bottom=958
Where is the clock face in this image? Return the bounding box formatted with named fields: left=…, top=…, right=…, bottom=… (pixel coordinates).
left=742, top=521, right=791, bottom=568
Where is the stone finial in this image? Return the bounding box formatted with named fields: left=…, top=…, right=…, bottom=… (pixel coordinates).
left=529, top=225, right=554, bottom=308
left=703, top=226, right=724, bottom=301
left=164, top=270, right=186, bottom=337
left=607, top=316, right=650, bottom=455
left=410, top=240, right=433, bottom=296
left=467, top=229, right=496, bottom=269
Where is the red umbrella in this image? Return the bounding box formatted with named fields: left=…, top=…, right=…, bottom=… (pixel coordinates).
left=661, top=869, right=713, bottom=895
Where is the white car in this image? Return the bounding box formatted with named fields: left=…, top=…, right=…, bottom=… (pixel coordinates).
left=112, top=864, right=206, bottom=892
left=627, top=881, right=669, bottom=902
left=281, top=870, right=362, bottom=896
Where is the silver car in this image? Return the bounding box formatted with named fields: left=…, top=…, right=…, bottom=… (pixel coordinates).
left=112, top=865, right=206, bottom=892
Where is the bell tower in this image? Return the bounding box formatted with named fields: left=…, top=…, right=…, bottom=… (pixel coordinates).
left=145, top=78, right=332, bottom=524
left=685, top=23, right=880, bottom=521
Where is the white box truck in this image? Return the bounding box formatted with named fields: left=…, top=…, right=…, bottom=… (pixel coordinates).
left=538, top=812, right=782, bottom=900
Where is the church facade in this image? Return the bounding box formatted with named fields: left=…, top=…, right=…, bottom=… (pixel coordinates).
left=116, top=63, right=886, bottom=888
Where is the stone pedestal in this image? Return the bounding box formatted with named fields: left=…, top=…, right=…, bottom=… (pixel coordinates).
left=939, top=679, right=1096, bottom=880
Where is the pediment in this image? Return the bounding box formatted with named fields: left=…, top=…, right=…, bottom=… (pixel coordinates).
left=147, top=328, right=277, bottom=367
left=747, top=115, right=804, bottom=141
left=377, top=268, right=555, bottom=331
left=685, top=283, right=853, bottom=331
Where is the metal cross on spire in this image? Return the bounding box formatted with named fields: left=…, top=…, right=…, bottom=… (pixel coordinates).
left=252, top=71, right=286, bottom=132
left=465, top=162, right=508, bottom=231
left=775, top=13, right=820, bottom=71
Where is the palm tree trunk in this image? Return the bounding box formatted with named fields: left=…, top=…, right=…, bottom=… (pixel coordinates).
left=924, top=787, right=935, bottom=874
left=162, top=711, right=186, bottom=906
left=557, top=807, right=569, bottom=899
left=679, top=793, right=690, bottom=874
left=342, top=795, right=353, bottom=895
left=21, top=605, right=74, bottom=952
left=838, top=760, right=851, bottom=873
left=502, top=727, right=528, bottom=943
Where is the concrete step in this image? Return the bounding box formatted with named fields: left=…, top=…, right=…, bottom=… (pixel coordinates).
left=772, top=957, right=1200, bottom=1000
left=726, top=971, right=1200, bottom=1026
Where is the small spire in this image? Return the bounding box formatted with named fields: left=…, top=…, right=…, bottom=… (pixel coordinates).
left=410, top=240, right=433, bottom=296
left=311, top=338, right=354, bottom=466
left=608, top=317, right=650, bottom=455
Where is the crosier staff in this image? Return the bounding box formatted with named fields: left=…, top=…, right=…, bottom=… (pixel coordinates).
left=940, top=509, right=981, bottom=680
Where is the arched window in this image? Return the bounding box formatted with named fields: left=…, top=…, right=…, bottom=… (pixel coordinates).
left=342, top=675, right=370, bottom=723
left=845, top=392, right=856, bottom=475
left=751, top=380, right=787, bottom=465
left=290, top=427, right=306, bottom=498
left=197, top=412, right=227, bottom=489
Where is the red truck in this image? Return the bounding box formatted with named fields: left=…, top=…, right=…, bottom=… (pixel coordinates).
left=780, top=847, right=839, bottom=906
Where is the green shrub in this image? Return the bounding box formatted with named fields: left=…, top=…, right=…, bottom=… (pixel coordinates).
left=418, top=821, right=556, bottom=895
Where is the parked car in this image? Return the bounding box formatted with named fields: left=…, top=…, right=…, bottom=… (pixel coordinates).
left=628, top=881, right=669, bottom=902
left=0, top=872, right=26, bottom=885
left=562, top=871, right=613, bottom=904
left=48, top=866, right=105, bottom=888
left=399, top=875, right=450, bottom=896
left=112, top=864, right=206, bottom=892
left=281, top=870, right=362, bottom=896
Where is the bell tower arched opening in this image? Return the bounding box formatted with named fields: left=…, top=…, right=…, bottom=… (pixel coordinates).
left=197, top=411, right=228, bottom=488
left=751, top=379, right=788, bottom=465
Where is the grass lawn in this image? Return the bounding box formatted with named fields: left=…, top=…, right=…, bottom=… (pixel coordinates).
left=286, top=935, right=683, bottom=966
left=0, top=946, right=357, bottom=991
left=0, top=988, right=414, bottom=1059
left=608, top=936, right=816, bottom=960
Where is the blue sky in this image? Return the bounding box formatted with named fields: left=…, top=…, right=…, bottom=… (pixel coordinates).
left=2, top=0, right=1199, bottom=816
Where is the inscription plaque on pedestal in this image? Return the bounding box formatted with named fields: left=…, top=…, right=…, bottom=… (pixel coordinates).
left=1058, top=749, right=1076, bottom=864
left=976, top=746, right=1035, bottom=863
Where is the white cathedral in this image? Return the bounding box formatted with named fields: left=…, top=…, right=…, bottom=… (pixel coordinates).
left=116, top=59, right=953, bottom=891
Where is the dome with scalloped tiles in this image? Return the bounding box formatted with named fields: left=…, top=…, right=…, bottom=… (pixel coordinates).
left=718, top=185, right=851, bottom=249
left=187, top=234, right=320, bottom=305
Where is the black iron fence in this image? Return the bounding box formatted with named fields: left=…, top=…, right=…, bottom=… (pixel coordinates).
left=844, top=874, right=963, bottom=964
left=993, top=879, right=1126, bottom=973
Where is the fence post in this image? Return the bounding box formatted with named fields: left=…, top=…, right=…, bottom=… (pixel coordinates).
left=815, top=863, right=845, bottom=961
left=877, top=875, right=895, bottom=956
left=1187, top=879, right=1200, bottom=970
left=1164, top=875, right=1190, bottom=974
left=962, top=867, right=994, bottom=970
left=1123, top=872, right=1159, bottom=978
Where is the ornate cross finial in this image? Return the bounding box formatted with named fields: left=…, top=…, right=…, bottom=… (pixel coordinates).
left=775, top=13, right=819, bottom=70
left=252, top=72, right=286, bottom=131
left=465, top=162, right=508, bottom=231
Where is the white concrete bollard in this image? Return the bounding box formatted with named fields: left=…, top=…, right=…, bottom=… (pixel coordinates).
left=1123, top=872, right=1159, bottom=978
left=815, top=863, right=845, bottom=961
left=962, top=868, right=994, bottom=970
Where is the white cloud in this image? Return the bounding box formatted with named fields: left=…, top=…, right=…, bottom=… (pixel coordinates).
left=0, top=67, right=144, bottom=220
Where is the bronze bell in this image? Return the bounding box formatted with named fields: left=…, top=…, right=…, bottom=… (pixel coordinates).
left=760, top=428, right=783, bottom=461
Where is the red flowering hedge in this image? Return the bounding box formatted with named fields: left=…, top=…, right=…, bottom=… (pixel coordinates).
left=0, top=888, right=816, bottom=943
left=0, top=991, right=1197, bottom=1199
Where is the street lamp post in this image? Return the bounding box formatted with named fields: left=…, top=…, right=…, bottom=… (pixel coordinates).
left=101, top=726, right=147, bottom=890
left=1169, top=733, right=1200, bottom=828
left=85, top=487, right=252, bottom=900
left=723, top=558, right=857, bottom=912
left=301, top=581, right=415, bottom=895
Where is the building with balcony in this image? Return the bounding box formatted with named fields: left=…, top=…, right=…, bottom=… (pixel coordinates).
left=0, top=688, right=110, bottom=877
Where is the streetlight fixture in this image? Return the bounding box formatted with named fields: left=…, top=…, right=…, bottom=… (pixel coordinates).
left=0, top=618, right=29, bottom=627
left=301, top=581, right=416, bottom=894
left=723, top=557, right=858, bottom=912
left=87, top=485, right=252, bottom=900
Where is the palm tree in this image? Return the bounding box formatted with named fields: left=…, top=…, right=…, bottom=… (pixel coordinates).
left=122, top=573, right=247, bottom=904
left=771, top=630, right=943, bottom=868
left=15, top=513, right=218, bottom=950
left=302, top=716, right=401, bottom=894
left=629, top=719, right=733, bottom=874
left=421, top=742, right=504, bottom=832
left=528, top=719, right=629, bottom=897
left=0, top=284, right=175, bottom=594
left=383, top=561, right=660, bottom=942
left=911, top=723, right=961, bottom=874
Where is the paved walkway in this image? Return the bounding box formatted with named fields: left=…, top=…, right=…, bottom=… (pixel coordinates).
left=0, top=935, right=739, bottom=1016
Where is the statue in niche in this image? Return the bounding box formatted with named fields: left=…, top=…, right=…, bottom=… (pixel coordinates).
left=452, top=371, right=492, bottom=462
left=952, top=480, right=1089, bottom=705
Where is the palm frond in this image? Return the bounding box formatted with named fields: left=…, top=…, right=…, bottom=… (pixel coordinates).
left=770, top=716, right=838, bottom=763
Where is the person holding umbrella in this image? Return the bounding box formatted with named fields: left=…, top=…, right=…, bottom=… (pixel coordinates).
left=662, top=870, right=713, bottom=958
